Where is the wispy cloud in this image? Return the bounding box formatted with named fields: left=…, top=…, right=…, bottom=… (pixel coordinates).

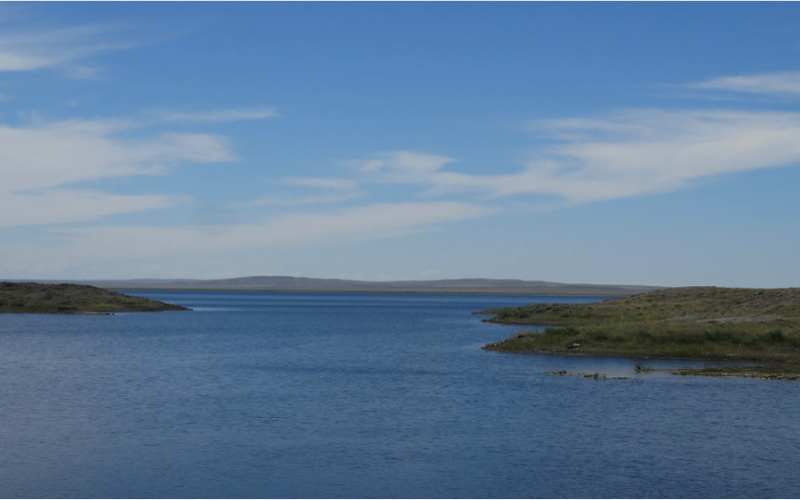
left=535, top=109, right=800, bottom=203
left=247, top=192, right=361, bottom=207
left=692, top=71, right=800, bottom=95
left=360, top=151, right=456, bottom=178
left=0, top=202, right=497, bottom=276
left=1, top=118, right=234, bottom=192
left=282, top=178, right=358, bottom=190
left=0, top=190, right=179, bottom=227
left=154, top=107, right=279, bottom=123
left=246, top=178, right=361, bottom=207
left=297, top=109, right=800, bottom=208
left=0, top=116, right=236, bottom=227
left=0, top=21, right=140, bottom=74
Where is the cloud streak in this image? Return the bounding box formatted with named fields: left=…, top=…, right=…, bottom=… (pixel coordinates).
left=0, top=191, right=179, bottom=227
left=0, top=115, right=237, bottom=227
left=0, top=21, right=139, bottom=74
left=154, top=107, right=279, bottom=123
left=535, top=109, right=800, bottom=203
left=309, top=109, right=800, bottom=208
left=692, top=71, right=800, bottom=95
left=0, top=202, right=497, bottom=276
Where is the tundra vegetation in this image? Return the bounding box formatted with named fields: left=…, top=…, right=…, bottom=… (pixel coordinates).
left=0, top=282, right=190, bottom=314
left=478, top=287, right=800, bottom=380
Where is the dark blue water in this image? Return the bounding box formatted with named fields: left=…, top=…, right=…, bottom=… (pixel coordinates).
left=1, top=291, right=798, bottom=498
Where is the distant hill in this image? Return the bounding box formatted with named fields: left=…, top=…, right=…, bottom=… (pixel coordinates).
left=21, top=276, right=663, bottom=296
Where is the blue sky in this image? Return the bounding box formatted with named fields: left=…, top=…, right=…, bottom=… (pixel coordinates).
left=3, top=2, right=800, bottom=287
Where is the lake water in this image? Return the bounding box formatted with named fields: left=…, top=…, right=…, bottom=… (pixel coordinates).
left=0, top=291, right=798, bottom=498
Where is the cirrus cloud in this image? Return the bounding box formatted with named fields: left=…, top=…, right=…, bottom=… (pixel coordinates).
left=153, top=107, right=279, bottom=123
left=0, top=201, right=498, bottom=277
left=304, top=109, right=800, bottom=208
left=0, top=115, right=238, bottom=227
left=0, top=20, right=142, bottom=75
left=692, top=71, right=800, bottom=95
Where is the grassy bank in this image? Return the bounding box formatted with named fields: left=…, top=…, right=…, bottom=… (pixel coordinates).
left=0, top=282, right=190, bottom=314
left=479, top=287, right=800, bottom=375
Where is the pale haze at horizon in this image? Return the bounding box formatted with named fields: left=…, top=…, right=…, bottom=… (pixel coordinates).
left=2, top=3, right=800, bottom=288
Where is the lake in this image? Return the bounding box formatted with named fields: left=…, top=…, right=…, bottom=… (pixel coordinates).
left=0, top=290, right=798, bottom=498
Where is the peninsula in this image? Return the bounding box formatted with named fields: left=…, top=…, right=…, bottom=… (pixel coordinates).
left=0, top=282, right=190, bottom=314
left=479, top=286, right=800, bottom=379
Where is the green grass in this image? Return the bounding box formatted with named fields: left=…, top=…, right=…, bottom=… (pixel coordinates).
left=480, top=286, right=800, bottom=366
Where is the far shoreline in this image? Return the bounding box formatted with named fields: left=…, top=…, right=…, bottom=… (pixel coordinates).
left=3, top=276, right=660, bottom=297
left=106, top=286, right=628, bottom=296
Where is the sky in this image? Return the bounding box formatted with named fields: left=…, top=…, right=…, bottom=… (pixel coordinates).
left=2, top=3, right=800, bottom=287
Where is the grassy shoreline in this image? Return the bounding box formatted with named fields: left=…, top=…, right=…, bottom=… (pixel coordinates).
left=0, top=282, right=190, bottom=314
left=479, top=286, right=800, bottom=380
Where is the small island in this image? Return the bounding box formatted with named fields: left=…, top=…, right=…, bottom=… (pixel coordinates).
left=478, top=286, right=800, bottom=380
left=0, top=282, right=190, bottom=314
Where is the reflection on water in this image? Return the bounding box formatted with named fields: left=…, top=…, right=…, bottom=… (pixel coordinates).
left=0, top=291, right=798, bottom=498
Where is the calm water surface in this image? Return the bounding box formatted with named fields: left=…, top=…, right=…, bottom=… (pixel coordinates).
left=0, top=291, right=798, bottom=498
